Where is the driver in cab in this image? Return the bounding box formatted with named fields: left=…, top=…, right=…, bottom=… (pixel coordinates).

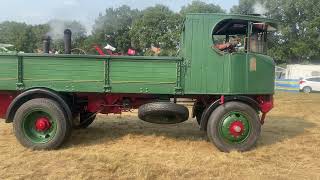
left=214, top=36, right=243, bottom=53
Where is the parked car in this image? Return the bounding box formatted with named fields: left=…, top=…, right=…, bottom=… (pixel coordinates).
left=300, top=76, right=320, bottom=93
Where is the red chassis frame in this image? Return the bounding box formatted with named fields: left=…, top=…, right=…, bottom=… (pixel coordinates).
left=0, top=92, right=273, bottom=124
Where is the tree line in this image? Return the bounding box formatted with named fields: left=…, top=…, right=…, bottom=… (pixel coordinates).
left=0, top=0, right=319, bottom=64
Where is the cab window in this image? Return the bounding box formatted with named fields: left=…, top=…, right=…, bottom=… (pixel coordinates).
left=212, top=19, right=276, bottom=55
left=212, top=19, right=248, bottom=53
left=249, top=23, right=275, bottom=54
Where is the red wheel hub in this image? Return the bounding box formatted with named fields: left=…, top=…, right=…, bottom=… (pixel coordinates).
left=35, top=117, right=51, bottom=132
left=229, top=121, right=244, bottom=137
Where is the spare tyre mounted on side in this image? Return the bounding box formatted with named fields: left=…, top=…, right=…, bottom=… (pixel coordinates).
left=138, top=102, right=189, bottom=124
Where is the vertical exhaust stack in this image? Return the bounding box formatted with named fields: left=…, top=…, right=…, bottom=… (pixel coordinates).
left=64, top=29, right=72, bottom=54
left=42, top=35, right=51, bottom=53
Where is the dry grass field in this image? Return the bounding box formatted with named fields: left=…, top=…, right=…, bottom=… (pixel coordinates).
left=0, top=92, right=320, bottom=180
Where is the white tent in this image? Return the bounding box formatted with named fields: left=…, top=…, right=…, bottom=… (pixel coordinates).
left=275, top=66, right=286, bottom=79
left=285, top=64, right=320, bottom=79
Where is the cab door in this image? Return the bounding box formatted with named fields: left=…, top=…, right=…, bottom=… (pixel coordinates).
left=184, top=17, right=206, bottom=93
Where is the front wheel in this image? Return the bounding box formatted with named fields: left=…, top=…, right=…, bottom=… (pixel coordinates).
left=13, top=98, right=71, bottom=150
left=207, top=101, right=261, bottom=152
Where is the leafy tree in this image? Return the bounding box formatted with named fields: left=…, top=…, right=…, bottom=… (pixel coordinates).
left=0, top=21, right=37, bottom=52
left=21, top=26, right=37, bottom=53
left=129, top=5, right=183, bottom=56
left=265, top=0, right=320, bottom=63
left=230, top=0, right=257, bottom=14
left=180, top=0, right=225, bottom=15
left=92, top=5, right=140, bottom=53
left=31, top=24, right=50, bottom=51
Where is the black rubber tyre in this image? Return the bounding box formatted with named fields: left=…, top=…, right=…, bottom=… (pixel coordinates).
left=303, top=86, right=312, bottom=93
left=74, top=112, right=96, bottom=129
left=207, top=101, right=261, bottom=152
left=13, top=98, right=71, bottom=150
left=138, top=102, right=189, bottom=124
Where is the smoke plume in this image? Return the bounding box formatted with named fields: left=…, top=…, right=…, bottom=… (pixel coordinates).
left=46, top=19, right=87, bottom=40
left=253, top=2, right=268, bottom=15
left=47, top=20, right=67, bottom=40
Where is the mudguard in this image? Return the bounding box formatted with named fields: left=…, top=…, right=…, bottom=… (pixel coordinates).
left=199, top=96, right=260, bottom=131
left=5, top=88, right=72, bottom=124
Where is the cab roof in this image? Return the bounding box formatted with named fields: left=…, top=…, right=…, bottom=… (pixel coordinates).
left=186, top=13, right=277, bottom=35
left=186, top=13, right=277, bottom=25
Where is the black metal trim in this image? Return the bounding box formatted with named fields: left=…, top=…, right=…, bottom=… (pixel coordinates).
left=16, top=56, right=24, bottom=90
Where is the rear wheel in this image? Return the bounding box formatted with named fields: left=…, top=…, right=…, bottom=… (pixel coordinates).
left=13, top=98, right=71, bottom=150
left=207, top=101, right=261, bottom=152
left=303, top=86, right=312, bottom=93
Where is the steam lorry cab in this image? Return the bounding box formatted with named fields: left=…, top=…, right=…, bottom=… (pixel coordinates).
left=0, top=14, right=276, bottom=152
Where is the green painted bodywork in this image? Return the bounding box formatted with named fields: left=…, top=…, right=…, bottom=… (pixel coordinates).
left=181, top=13, right=276, bottom=95
left=0, top=14, right=275, bottom=95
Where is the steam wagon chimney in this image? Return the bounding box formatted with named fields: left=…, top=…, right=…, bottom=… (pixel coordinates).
left=64, top=29, right=72, bottom=54
left=42, top=35, right=51, bottom=53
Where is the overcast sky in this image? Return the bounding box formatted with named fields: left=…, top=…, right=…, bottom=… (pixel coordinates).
left=0, top=0, right=238, bottom=32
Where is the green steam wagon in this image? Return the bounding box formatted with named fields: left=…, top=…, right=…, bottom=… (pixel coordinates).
left=0, top=14, right=276, bottom=152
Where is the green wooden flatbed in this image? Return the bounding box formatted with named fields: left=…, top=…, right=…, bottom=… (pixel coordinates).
left=0, top=53, right=182, bottom=94
left=0, top=14, right=276, bottom=152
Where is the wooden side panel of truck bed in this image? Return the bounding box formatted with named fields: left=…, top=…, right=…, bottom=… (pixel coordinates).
left=0, top=55, right=17, bottom=90
left=110, top=58, right=179, bottom=94
left=0, top=54, right=182, bottom=94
